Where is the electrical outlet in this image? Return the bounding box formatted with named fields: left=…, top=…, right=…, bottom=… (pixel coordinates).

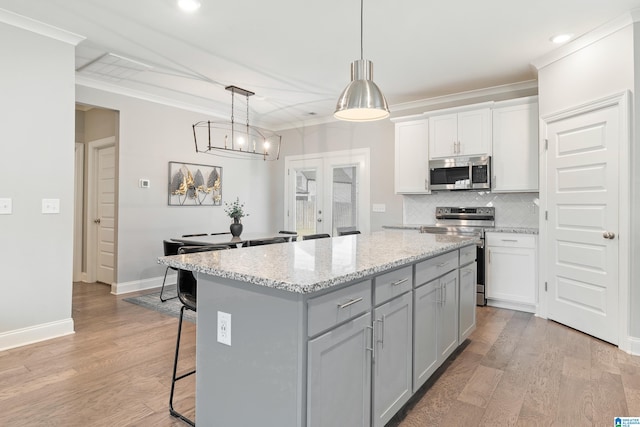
left=217, top=311, right=231, bottom=346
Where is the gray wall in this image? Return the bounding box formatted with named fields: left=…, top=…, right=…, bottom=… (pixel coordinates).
left=76, top=86, right=274, bottom=287
left=0, top=23, right=75, bottom=341
left=537, top=23, right=638, bottom=340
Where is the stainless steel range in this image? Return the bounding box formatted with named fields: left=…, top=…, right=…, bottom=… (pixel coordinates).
left=420, top=206, right=495, bottom=306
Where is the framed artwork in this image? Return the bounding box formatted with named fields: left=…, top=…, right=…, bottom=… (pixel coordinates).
left=168, top=161, right=222, bottom=206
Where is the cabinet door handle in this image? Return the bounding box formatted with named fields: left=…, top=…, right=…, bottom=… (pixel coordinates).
left=337, top=297, right=363, bottom=309
left=488, top=249, right=491, bottom=264
left=366, top=325, right=375, bottom=361
left=443, top=284, right=447, bottom=304
left=462, top=270, right=473, bottom=277
left=376, top=315, right=385, bottom=347
left=437, top=261, right=449, bottom=268
left=425, top=179, right=429, bottom=190
left=392, top=278, right=409, bottom=287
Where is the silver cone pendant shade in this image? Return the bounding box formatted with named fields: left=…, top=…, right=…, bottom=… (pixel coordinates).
left=334, top=59, right=390, bottom=122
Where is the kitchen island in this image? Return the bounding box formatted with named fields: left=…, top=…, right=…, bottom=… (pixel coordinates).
left=159, top=230, right=477, bottom=426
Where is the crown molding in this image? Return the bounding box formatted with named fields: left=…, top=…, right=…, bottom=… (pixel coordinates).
left=532, top=9, right=639, bottom=70
left=76, top=75, right=230, bottom=122
left=0, top=8, right=84, bottom=45
left=274, top=80, right=538, bottom=132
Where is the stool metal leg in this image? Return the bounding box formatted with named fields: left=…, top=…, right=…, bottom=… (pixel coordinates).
left=160, top=267, right=178, bottom=302
left=169, top=305, right=196, bottom=426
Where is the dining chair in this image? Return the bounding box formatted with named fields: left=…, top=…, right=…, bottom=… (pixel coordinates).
left=278, top=230, right=298, bottom=242
left=181, top=233, right=208, bottom=238
left=160, top=240, right=184, bottom=302
left=302, top=233, right=331, bottom=240
left=338, top=230, right=361, bottom=236
left=242, top=237, right=288, bottom=247
left=170, top=244, right=231, bottom=426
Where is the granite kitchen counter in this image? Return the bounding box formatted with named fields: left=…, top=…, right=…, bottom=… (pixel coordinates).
left=158, top=229, right=476, bottom=294
left=488, top=227, right=539, bottom=234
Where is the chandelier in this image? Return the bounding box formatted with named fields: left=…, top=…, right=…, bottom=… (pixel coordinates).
left=193, top=85, right=282, bottom=161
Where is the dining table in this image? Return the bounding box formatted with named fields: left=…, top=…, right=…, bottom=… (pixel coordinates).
left=171, top=231, right=297, bottom=247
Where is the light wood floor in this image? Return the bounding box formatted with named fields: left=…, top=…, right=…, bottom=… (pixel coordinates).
left=1, top=282, right=638, bottom=426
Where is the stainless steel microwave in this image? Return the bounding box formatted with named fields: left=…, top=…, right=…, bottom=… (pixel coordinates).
left=429, top=156, right=491, bottom=191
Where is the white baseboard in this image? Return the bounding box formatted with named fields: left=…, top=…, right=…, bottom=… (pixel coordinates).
left=111, top=273, right=176, bottom=295
left=0, top=318, right=75, bottom=351
left=621, top=335, right=640, bottom=356
left=486, top=298, right=536, bottom=314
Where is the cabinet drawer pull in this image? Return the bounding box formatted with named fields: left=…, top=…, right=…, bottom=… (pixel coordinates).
left=392, top=278, right=409, bottom=287
left=501, top=239, right=518, bottom=242
left=462, top=270, right=473, bottom=277
left=437, top=261, right=449, bottom=268
left=337, top=297, right=363, bottom=309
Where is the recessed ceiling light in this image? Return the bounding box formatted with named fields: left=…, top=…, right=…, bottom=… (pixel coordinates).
left=178, top=0, right=201, bottom=12
left=550, top=33, right=573, bottom=44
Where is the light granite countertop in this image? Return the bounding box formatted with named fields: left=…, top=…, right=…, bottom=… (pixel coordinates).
left=486, top=227, right=539, bottom=234
left=158, top=229, right=477, bottom=294
left=384, top=224, right=538, bottom=235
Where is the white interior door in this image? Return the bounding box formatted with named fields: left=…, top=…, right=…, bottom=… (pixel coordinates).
left=285, top=149, right=370, bottom=236
left=544, top=101, right=620, bottom=344
left=86, top=137, right=116, bottom=285
left=96, top=145, right=116, bottom=284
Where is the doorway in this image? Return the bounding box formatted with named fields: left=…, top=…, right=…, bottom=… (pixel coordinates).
left=74, top=105, right=119, bottom=287
left=284, top=149, right=370, bottom=236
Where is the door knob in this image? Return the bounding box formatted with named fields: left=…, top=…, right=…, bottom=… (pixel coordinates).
left=317, top=218, right=322, bottom=222
left=602, top=231, right=615, bottom=239
left=94, top=218, right=101, bottom=224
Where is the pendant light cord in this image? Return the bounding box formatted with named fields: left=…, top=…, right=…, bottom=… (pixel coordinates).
left=360, top=0, right=364, bottom=60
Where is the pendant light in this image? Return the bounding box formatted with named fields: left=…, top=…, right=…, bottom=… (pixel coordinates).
left=334, top=0, right=390, bottom=122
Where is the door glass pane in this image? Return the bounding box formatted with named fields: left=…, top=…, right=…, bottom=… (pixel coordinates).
left=332, top=166, right=358, bottom=236
left=295, top=169, right=317, bottom=235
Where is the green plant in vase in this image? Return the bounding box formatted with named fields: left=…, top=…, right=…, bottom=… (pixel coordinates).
left=224, top=197, right=249, bottom=237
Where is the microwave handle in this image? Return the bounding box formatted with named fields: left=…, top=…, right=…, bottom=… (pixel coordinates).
left=468, top=162, right=473, bottom=189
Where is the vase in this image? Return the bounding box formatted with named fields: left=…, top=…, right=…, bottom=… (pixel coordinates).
left=230, top=218, right=243, bottom=237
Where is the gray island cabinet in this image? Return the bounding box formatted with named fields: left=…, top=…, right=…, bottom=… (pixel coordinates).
left=159, top=230, right=477, bottom=427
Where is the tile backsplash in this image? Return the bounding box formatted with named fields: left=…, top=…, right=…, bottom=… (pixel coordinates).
left=403, top=192, right=540, bottom=228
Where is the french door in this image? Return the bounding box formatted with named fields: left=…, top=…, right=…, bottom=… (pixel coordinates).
left=284, top=149, right=370, bottom=236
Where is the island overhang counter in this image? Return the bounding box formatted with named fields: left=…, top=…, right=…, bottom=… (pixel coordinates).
left=158, top=230, right=478, bottom=427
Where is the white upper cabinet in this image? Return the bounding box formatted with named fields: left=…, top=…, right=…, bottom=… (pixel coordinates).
left=428, top=104, right=492, bottom=158
left=492, top=97, right=539, bottom=192
left=393, top=116, right=430, bottom=194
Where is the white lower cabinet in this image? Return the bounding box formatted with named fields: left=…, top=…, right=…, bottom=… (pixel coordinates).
left=413, top=269, right=459, bottom=391
left=307, top=312, right=372, bottom=427
left=485, top=232, right=538, bottom=313
left=372, top=291, right=413, bottom=427
left=459, top=259, right=477, bottom=342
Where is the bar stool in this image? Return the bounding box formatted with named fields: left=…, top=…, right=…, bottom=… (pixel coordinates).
left=169, top=244, right=230, bottom=426
left=242, top=236, right=287, bottom=247
left=338, top=230, right=361, bottom=236
left=160, top=240, right=184, bottom=302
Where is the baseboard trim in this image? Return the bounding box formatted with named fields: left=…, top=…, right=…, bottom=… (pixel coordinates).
left=486, top=299, right=536, bottom=314
left=0, top=318, right=75, bottom=351
left=621, top=335, right=640, bottom=356
left=111, top=274, right=175, bottom=295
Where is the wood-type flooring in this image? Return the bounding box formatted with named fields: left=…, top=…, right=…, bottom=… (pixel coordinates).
left=0, top=282, right=638, bottom=426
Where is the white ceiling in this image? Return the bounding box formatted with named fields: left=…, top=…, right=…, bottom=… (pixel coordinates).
left=1, top=0, right=639, bottom=130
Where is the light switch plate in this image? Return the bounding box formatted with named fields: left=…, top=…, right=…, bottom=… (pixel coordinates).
left=42, top=198, right=60, bottom=214
left=372, top=203, right=386, bottom=213
left=0, top=198, right=12, bottom=214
